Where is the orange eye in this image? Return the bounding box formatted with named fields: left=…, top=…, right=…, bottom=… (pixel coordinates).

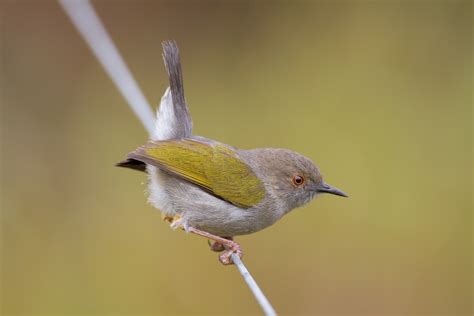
left=292, top=175, right=305, bottom=186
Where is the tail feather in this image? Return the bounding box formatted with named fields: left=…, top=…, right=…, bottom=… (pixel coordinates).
left=117, top=40, right=192, bottom=171
left=155, top=40, right=192, bottom=140
left=115, top=158, right=146, bottom=172
left=162, top=40, right=185, bottom=113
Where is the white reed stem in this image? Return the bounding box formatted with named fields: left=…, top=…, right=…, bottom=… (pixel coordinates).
left=58, top=0, right=155, bottom=135
left=231, top=253, right=277, bottom=316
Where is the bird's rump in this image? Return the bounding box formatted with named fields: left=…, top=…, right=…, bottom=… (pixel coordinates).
left=126, top=138, right=266, bottom=209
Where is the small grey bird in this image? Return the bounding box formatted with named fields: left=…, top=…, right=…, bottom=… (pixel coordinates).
left=117, top=40, right=347, bottom=265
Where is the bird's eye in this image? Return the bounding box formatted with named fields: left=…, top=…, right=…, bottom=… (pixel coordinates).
left=292, top=175, right=305, bottom=186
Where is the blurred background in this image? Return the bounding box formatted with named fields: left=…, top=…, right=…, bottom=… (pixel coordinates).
left=1, top=1, right=472, bottom=315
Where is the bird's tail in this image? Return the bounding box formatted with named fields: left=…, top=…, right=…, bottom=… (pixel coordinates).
left=153, top=40, right=193, bottom=141
left=117, top=40, right=193, bottom=172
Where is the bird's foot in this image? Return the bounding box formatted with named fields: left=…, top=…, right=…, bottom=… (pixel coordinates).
left=208, top=237, right=233, bottom=252
left=165, top=214, right=185, bottom=231
left=187, top=227, right=242, bottom=265
left=162, top=214, right=173, bottom=222
left=218, top=240, right=243, bottom=265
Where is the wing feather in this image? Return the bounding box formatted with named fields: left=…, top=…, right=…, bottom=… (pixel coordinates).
left=128, top=139, right=265, bottom=208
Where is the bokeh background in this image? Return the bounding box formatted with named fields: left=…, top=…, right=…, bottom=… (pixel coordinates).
left=1, top=1, right=472, bottom=315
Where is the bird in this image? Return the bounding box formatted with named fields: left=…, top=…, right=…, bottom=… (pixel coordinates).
left=117, top=40, right=347, bottom=265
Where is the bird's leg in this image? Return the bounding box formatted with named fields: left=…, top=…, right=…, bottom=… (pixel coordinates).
left=187, top=227, right=242, bottom=265
left=163, top=214, right=241, bottom=265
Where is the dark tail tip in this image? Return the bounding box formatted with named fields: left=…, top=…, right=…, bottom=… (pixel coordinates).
left=115, top=158, right=147, bottom=172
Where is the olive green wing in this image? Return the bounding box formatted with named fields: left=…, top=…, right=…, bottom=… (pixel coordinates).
left=128, top=139, right=265, bottom=208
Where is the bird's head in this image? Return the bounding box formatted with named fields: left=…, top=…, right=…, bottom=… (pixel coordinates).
left=246, top=149, right=347, bottom=211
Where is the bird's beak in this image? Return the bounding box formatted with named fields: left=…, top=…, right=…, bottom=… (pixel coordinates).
left=318, top=183, right=348, bottom=197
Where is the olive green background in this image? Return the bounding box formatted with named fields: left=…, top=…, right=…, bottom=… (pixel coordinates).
left=1, top=1, right=472, bottom=315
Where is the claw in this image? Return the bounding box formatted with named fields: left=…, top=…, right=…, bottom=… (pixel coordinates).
left=162, top=214, right=173, bottom=223
left=169, top=214, right=185, bottom=230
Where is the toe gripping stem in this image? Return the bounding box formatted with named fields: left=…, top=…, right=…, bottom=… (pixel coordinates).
left=187, top=227, right=243, bottom=265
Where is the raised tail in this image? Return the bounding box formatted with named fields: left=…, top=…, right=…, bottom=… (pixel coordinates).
left=153, top=40, right=193, bottom=140
left=117, top=40, right=193, bottom=172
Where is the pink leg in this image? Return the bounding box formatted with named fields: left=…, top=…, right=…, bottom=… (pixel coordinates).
left=188, top=227, right=242, bottom=265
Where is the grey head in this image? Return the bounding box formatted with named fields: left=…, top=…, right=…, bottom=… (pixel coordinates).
left=240, top=148, right=347, bottom=212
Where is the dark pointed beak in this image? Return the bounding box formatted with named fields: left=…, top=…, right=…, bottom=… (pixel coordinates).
left=318, top=183, right=348, bottom=197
